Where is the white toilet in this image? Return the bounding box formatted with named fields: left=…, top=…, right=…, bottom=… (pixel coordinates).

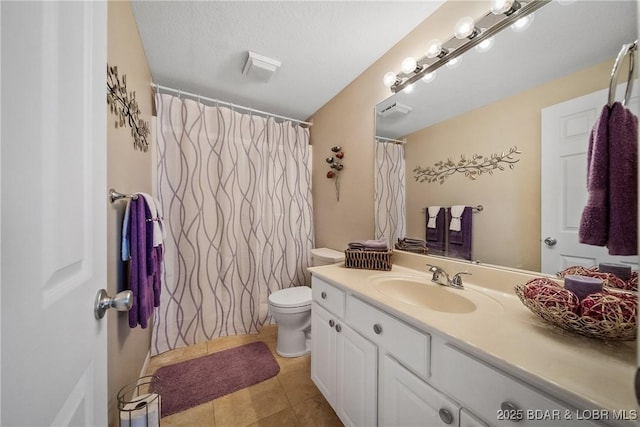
left=268, top=247, right=344, bottom=357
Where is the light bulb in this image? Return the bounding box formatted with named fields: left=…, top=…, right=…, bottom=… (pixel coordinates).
left=403, top=83, right=415, bottom=94
left=421, top=71, right=436, bottom=83
left=491, top=0, right=519, bottom=15
left=510, top=13, right=534, bottom=32
left=446, top=56, right=462, bottom=69
left=383, top=72, right=397, bottom=87
left=425, top=39, right=445, bottom=59
left=401, top=57, right=418, bottom=74
left=475, top=36, right=495, bottom=53
left=454, top=16, right=478, bottom=39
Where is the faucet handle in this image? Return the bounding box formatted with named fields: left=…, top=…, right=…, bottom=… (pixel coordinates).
left=451, top=271, right=471, bottom=287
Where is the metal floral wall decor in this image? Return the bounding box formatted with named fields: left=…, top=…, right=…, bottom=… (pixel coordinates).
left=107, top=64, right=150, bottom=152
left=325, top=146, right=344, bottom=201
left=413, top=146, right=522, bottom=184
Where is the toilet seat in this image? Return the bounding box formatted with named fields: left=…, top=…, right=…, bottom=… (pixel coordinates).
left=269, top=286, right=312, bottom=308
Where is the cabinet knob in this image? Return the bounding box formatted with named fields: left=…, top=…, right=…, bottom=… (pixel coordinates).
left=438, top=408, right=454, bottom=425
left=335, top=323, right=342, bottom=333
left=329, top=319, right=335, bottom=327
left=500, top=401, right=523, bottom=422
left=373, top=323, right=383, bottom=335
left=321, top=291, right=327, bottom=299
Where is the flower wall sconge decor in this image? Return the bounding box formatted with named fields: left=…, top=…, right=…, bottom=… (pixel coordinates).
left=107, top=64, right=150, bottom=152
left=413, top=146, right=522, bottom=184
left=326, top=146, right=344, bottom=201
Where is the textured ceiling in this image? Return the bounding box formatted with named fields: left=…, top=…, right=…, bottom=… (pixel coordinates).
left=131, top=1, right=446, bottom=122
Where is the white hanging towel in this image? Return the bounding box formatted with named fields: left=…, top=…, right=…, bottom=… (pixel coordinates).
left=427, top=206, right=441, bottom=228
left=139, top=193, right=165, bottom=247
left=449, top=205, right=466, bottom=231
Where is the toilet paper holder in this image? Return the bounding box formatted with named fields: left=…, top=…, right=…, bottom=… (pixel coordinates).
left=118, top=375, right=161, bottom=427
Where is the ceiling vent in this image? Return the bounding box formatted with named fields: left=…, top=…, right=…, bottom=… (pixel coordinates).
left=377, top=102, right=412, bottom=118
left=242, top=51, right=281, bottom=82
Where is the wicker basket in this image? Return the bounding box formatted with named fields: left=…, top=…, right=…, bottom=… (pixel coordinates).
left=514, top=284, right=637, bottom=341
left=344, top=249, right=393, bottom=271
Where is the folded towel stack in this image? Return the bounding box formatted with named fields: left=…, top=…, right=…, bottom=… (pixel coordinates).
left=348, top=238, right=389, bottom=251
left=396, top=237, right=427, bottom=249
left=395, top=237, right=428, bottom=254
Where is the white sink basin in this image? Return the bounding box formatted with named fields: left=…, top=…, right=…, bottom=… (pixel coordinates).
left=369, top=273, right=503, bottom=314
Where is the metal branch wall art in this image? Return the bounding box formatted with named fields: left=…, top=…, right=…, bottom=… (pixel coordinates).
left=107, top=65, right=150, bottom=152
left=413, top=146, right=522, bottom=184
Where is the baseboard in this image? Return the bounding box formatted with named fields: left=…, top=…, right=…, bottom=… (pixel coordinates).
left=140, top=350, right=151, bottom=378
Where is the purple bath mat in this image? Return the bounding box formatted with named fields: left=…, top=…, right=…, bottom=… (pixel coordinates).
left=150, top=341, right=280, bottom=417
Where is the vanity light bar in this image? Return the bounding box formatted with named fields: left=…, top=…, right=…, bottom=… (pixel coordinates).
left=391, top=0, right=551, bottom=93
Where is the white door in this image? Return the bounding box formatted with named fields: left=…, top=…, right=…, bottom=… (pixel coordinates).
left=1, top=2, right=108, bottom=426
left=541, top=83, right=639, bottom=275
left=379, top=354, right=460, bottom=427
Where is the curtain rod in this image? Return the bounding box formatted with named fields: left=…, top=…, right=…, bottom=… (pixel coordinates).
left=151, top=83, right=313, bottom=127
left=376, top=136, right=405, bottom=144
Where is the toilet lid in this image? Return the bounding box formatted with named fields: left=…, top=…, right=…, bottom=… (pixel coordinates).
left=269, top=286, right=312, bottom=308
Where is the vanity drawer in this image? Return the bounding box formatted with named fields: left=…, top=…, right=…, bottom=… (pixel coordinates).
left=439, top=345, right=601, bottom=427
left=312, top=276, right=346, bottom=318
left=347, top=295, right=430, bottom=378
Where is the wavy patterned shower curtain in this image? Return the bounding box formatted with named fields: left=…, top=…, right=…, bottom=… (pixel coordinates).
left=152, top=93, right=314, bottom=355
left=374, top=141, right=406, bottom=244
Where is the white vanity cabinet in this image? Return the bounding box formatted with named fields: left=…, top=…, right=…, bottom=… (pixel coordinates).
left=310, top=273, right=614, bottom=427
left=311, top=279, right=377, bottom=427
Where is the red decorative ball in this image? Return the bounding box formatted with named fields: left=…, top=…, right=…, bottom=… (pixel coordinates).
left=523, top=278, right=579, bottom=313
left=522, top=278, right=559, bottom=298
left=326, top=171, right=335, bottom=179
left=581, top=292, right=637, bottom=323
left=336, top=151, right=344, bottom=159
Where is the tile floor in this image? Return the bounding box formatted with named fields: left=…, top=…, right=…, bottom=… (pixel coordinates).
left=145, top=325, right=344, bottom=427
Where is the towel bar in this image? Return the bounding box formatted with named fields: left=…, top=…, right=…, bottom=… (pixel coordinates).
left=608, top=40, right=637, bottom=107
left=421, top=205, right=483, bottom=213
left=109, top=188, right=139, bottom=203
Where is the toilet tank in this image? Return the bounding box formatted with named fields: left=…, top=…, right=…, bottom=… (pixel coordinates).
left=310, top=247, right=344, bottom=267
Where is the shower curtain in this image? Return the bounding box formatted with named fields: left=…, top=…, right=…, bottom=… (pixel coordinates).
left=374, top=141, right=406, bottom=244
left=152, top=93, right=314, bottom=355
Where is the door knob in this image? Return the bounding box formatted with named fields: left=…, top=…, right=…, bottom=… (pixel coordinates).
left=94, top=289, right=133, bottom=319
left=544, top=237, right=557, bottom=247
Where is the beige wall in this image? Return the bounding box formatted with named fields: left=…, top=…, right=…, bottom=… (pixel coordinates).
left=310, top=1, right=490, bottom=252
left=404, top=60, right=614, bottom=271
left=107, top=1, right=153, bottom=425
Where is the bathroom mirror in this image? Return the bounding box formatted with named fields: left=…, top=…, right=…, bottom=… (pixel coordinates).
left=374, top=1, right=638, bottom=272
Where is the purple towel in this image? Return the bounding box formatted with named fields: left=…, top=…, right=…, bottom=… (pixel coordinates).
left=448, top=207, right=472, bottom=260
left=579, top=102, right=637, bottom=255
left=425, top=208, right=446, bottom=255
left=128, top=196, right=163, bottom=328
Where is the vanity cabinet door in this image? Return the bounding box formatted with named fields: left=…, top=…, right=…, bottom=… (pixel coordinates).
left=311, top=302, right=337, bottom=407
left=380, top=354, right=460, bottom=427
left=311, top=301, right=377, bottom=426
left=336, top=320, right=377, bottom=427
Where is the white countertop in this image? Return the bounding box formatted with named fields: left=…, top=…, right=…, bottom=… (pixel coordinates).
left=308, top=252, right=638, bottom=418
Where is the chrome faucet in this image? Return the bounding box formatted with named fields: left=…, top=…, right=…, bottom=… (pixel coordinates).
left=426, top=264, right=471, bottom=289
